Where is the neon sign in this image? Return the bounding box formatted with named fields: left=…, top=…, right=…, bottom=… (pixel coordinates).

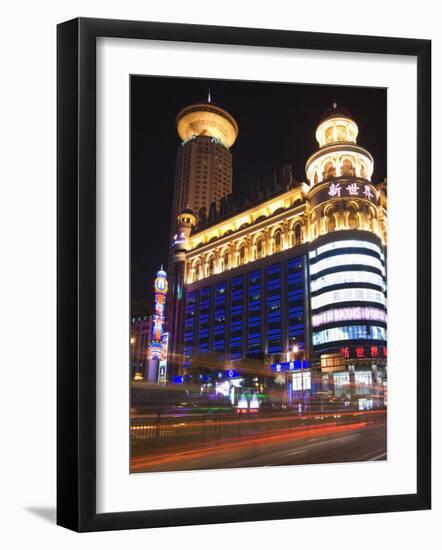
left=173, top=231, right=186, bottom=246
left=340, top=345, right=387, bottom=360
left=312, top=306, right=387, bottom=327
left=328, top=182, right=376, bottom=200
left=149, top=267, right=168, bottom=360
left=271, top=359, right=310, bottom=373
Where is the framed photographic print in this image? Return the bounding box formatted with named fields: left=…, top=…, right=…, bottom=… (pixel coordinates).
left=57, top=17, right=431, bottom=532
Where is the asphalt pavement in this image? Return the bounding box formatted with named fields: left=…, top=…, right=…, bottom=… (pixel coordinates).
left=131, top=416, right=386, bottom=473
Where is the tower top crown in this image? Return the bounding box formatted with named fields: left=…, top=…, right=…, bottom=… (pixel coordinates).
left=305, top=106, right=374, bottom=184
left=315, top=104, right=359, bottom=148
left=177, top=206, right=197, bottom=227
left=176, top=101, right=239, bottom=148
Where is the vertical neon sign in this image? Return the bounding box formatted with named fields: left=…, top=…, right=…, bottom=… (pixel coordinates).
left=149, top=267, right=168, bottom=361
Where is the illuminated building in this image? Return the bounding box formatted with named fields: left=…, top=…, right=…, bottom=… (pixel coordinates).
left=305, top=105, right=387, bottom=406
left=130, top=316, right=152, bottom=380
left=167, top=97, right=239, bottom=329
left=171, top=95, right=238, bottom=238
left=147, top=267, right=169, bottom=383
left=169, top=104, right=387, bottom=410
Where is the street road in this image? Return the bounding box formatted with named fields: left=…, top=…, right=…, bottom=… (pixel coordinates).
left=131, top=415, right=386, bottom=473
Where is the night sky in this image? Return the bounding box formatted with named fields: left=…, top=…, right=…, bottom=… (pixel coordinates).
left=131, top=76, right=386, bottom=317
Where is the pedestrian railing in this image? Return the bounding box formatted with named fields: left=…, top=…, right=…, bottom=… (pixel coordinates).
left=130, top=409, right=386, bottom=452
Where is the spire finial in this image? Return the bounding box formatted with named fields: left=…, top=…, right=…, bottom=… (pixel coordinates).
left=208, top=88, right=211, bottom=103
left=333, top=101, right=337, bottom=109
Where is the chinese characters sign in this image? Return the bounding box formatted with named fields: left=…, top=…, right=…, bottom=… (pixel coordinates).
left=149, top=269, right=168, bottom=359
left=311, top=181, right=378, bottom=208
left=339, top=345, right=387, bottom=360
left=328, top=182, right=375, bottom=200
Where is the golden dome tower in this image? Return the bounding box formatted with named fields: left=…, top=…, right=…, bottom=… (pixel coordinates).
left=176, top=100, right=239, bottom=149
left=305, top=104, right=384, bottom=243
left=171, top=95, right=239, bottom=237
left=305, top=104, right=373, bottom=185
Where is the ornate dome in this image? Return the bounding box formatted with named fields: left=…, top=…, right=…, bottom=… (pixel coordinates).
left=176, top=102, right=239, bottom=148
left=305, top=105, right=373, bottom=184
left=180, top=205, right=195, bottom=216
left=314, top=103, right=359, bottom=148
left=320, top=103, right=353, bottom=123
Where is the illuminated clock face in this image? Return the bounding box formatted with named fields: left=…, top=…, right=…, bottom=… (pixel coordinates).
left=155, top=277, right=168, bottom=294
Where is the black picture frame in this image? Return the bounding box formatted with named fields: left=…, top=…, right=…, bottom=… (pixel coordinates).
left=57, top=17, right=431, bottom=532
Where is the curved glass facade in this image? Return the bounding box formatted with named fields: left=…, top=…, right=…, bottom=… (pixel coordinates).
left=312, top=325, right=386, bottom=346
left=311, top=270, right=386, bottom=293
left=309, top=239, right=384, bottom=259
left=312, top=306, right=387, bottom=328
left=311, top=288, right=386, bottom=309
left=310, top=236, right=387, bottom=353
left=310, top=253, right=385, bottom=276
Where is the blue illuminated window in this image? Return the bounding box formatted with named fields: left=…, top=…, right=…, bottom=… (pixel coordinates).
left=248, top=270, right=262, bottom=354
left=184, top=290, right=197, bottom=361
left=287, top=256, right=305, bottom=349
left=213, top=281, right=227, bottom=352
left=230, top=276, right=244, bottom=359
left=198, top=286, right=211, bottom=353
left=267, top=263, right=282, bottom=354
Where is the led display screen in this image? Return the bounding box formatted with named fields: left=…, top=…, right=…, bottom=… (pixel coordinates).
left=309, top=253, right=385, bottom=275
left=312, top=325, right=386, bottom=346
left=309, top=239, right=383, bottom=259
left=310, top=270, right=386, bottom=292
left=312, top=306, right=387, bottom=327
left=311, top=288, right=386, bottom=309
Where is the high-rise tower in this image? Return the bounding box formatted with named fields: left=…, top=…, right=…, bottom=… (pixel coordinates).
left=172, top=98, right=239, bottom=230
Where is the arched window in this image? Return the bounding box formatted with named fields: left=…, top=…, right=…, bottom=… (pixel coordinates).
left=238, top=244, right=246, bottom=265
left=327, top=214, right=336, bottom=232
left=348, top=206, right=358, bottom=229
left=293, top=223, right=302, bottom=246
left=274, top=230, right=282, bottom=253
left=223, top=251, right=229, bottom=270
left=325, top=126, right=334, bottom=143
left=256, top=238, right=263, bottom=259
left=336, top=125, right=346, bottom=141
left=323, top=161, right=336, bottom=180
left=341, top=159, right=355, bottom=176
left=195, top=262, right=202, bottom=280
left=369, top=208, right=377, bottom=233
left=208, top=257, right=215, bottom=276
